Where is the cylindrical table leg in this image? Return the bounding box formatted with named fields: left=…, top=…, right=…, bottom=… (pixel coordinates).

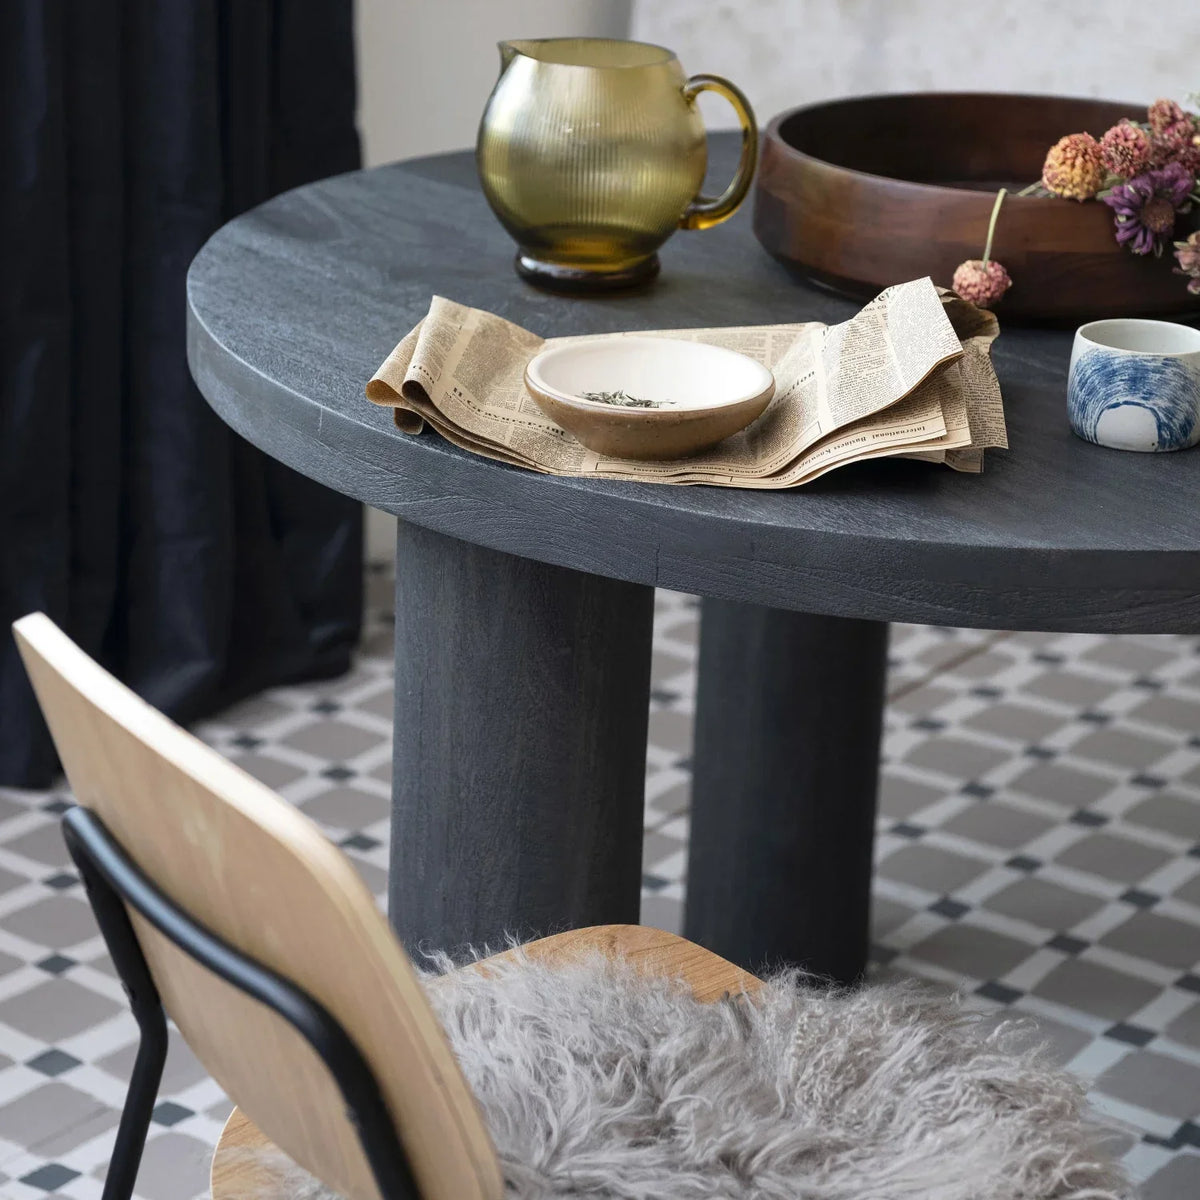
left=389, top=521, right=654, bottom=953
left=684, top=600, right=888, bottom=984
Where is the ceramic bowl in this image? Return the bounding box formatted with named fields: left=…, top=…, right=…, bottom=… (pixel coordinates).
left=1068, top=319, right=1200, bottom=452
left=524, top=336, right=775, bottom=460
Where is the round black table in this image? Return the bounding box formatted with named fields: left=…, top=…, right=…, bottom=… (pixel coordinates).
left=187, top=138, right=1200, bottom=984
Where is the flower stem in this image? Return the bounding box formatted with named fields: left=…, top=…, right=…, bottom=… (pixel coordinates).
left=981, top=188, right=1008, bottom=269
left=1015, top=182, right=1040, bottom=197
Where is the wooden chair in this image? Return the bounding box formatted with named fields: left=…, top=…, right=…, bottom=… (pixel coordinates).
left=13, top=613, right=760, bottom=1200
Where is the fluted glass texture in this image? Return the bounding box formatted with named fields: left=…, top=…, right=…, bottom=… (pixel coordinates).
left=477, top=39, right=719, bottom=274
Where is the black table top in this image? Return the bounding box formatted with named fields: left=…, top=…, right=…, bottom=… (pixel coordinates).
left=186, top=138, right=1200, bottom=632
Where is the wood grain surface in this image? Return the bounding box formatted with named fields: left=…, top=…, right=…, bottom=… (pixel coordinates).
left=186, top=140, right=1200, bottom=632
left=688, top=605, right=887, bottom=982
left=388, top=522, right=653, bottom=953
left=754, top=93, right=1200, bottom=322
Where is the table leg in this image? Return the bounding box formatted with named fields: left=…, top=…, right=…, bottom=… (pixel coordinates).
left=388, top=521, right=654, bottom=953
left=684, top=599, right=888, bottom=984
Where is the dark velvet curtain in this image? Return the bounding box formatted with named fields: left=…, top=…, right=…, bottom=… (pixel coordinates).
left=1, top=1, right=364, bottom=787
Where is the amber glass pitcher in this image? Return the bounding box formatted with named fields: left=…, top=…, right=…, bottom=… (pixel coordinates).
left=476, top=38, right=757, bottom=291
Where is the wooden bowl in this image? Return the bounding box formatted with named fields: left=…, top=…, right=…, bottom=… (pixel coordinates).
left=525, top=336, right=775, bottom=460
left=753, top=92, right=1200, bottom=323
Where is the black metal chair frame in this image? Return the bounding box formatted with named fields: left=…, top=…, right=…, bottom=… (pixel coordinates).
left=61, top=805, right=421, bottom=1200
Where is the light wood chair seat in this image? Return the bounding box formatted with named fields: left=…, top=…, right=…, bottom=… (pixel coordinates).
left=213, top=924, right=762, bottom=1198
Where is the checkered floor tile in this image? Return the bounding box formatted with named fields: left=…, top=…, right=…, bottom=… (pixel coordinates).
left=1, top=563, right=1198, bottom=1196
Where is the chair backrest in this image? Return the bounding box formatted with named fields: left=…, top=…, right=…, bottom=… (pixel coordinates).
left=13, top=613, right=503, bottom=1200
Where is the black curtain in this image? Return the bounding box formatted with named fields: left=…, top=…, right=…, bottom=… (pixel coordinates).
left=1, top=1, right=364, bottom=787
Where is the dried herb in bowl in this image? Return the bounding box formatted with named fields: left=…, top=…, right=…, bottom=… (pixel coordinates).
left=580, top=390, right=662, bottom=408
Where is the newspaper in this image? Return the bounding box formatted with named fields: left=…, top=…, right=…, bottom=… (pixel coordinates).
left=366, top=277, right=1006, bottom=488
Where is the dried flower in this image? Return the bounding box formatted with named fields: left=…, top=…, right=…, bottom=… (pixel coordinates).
left=1150, top=118, right=1200, bottom=175
left=1174, top=230, right=1200, bottom=293
left=952, top=188, right=1012, bottom=306
left=1100, top=120, right=1152, bottom=178
left=1103, top=163, right=1194, bottom=255
left=1042, top=133, right=1105, bottom=200
left=1148, top=97, right=1187, bottom=134
left=952, top=259, right=1012, bottom=306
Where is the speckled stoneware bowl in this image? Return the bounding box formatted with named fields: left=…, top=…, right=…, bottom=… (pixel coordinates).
left=1068, top=319, right=1200, bottom=452
left=524, top=336, right=775, bottom=460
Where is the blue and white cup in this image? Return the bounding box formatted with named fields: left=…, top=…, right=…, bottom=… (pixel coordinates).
left=1068, top=318, right=1200, bottom=452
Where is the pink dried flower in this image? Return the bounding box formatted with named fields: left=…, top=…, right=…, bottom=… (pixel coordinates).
left=1100, top=120, right=1152, bottom=178
left=1042, top=133, right=1105, bottom=200
left=1150, top=118, right=1200, bottom=175
left=952, top=188, right=1013, bottom=307
left=1148, top=97, right=1187, bottom=134
left=1174, top=230, right=1200, bottom=294
left=952, top=259, right=1012, bottom=307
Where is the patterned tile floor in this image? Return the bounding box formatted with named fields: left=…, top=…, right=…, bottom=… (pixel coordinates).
left=1, top=563, right=1199, bottom=1197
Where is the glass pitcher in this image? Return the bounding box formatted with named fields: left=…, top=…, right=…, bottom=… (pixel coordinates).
left=476, top=38, right=757, bottom=291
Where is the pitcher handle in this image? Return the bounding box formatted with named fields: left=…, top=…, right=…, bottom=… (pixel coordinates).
left=679, top=74, right=758, bottom=231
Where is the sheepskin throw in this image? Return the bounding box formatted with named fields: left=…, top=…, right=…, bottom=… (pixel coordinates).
left=274, top=950, right=1132, bottom=1200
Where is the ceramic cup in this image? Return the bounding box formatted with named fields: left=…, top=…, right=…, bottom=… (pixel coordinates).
left=1068, top=318, right=1200, bottom=452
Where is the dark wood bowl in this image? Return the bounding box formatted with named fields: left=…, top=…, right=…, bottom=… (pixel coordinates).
left=753, top=92, right=1200, bottom=323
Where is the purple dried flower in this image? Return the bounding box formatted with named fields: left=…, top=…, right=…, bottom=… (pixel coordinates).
left=1103, top=162, right=1194, bottom=255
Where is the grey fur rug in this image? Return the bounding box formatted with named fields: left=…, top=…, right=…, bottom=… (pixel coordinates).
left=272, top=950, right=1132, bottom=1199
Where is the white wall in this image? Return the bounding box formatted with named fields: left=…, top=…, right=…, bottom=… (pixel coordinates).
left=633, top=0, right=1200, bottom=131
left=355, top=0, right=633, bottom=167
